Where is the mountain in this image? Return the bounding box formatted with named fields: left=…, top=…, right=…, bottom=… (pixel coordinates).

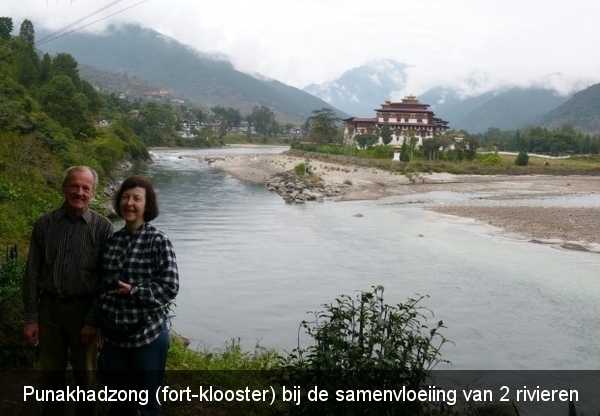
left=423, top=87, right=571, bottom=133
left=418, top=87, right=499, bottom=130
left=77, top=64, right=184, bottom=101
left=34, top=23, right=598, bottom=135
left=303, top=59, right=410, bottom=117
left=36, top=24, right=345, bottom=122
left=304, top=59, right=598, bottom=134
left=536, top=83, right=600, bottom=134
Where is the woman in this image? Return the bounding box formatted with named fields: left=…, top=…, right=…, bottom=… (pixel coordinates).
left=96, top=175, right=179, bottom=416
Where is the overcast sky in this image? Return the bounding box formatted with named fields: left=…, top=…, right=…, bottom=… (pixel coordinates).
left=5, top=0, right=600, bottom=96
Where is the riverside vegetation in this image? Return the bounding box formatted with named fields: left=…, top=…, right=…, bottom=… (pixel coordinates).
left=2, top=254, right=518, bottom=416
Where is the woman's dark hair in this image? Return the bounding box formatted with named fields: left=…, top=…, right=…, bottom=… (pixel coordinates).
left=114, top=176, right=159, bottom=222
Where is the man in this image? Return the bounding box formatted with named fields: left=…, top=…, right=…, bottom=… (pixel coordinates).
left=23, top=166, right=113, bottom=416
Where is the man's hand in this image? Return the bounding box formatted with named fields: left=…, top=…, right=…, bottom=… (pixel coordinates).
left=81, top=324, right=98, bottom=347
left=23, top=323, right=39, bottom=346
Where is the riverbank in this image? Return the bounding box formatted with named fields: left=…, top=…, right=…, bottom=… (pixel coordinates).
left=195, top=149, right=600, bottom=252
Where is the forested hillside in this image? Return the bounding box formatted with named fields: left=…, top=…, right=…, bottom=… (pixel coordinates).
left=0, top=16, right=156, bottom=249
left=537, top=83, right=600, bottom=134
left=37, top=23, right=344, bottom=122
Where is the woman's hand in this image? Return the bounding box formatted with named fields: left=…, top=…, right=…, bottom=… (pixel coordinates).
left=108, top=281, right=132, bottom=296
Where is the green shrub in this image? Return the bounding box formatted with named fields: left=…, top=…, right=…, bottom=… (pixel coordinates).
left=482, top=154, right=502, bottom=166
left=317, top=144, right=337, bottom=154
left=514, top=151, right=529, bottom=166
left=286, top=286, right=450, bottom=370
left=373, top=145, right=395, bottom=159
left=294, top=162, right=312, bottom=176
left=280, top=286, right=451, bottom=415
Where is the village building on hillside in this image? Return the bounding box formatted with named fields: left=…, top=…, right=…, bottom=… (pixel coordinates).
left=343, top=95, right=449, bottom=148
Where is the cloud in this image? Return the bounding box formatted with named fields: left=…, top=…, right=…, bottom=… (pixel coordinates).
left=5, top=0, right=600, bottom=94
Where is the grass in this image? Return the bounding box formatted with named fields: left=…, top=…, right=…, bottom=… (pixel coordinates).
left=166, top=337, right=280, bottom=371
left=162, top=337, right=284, bottom=416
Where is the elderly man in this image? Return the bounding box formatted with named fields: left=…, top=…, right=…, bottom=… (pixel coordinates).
left=23, top=166, right=113, bottom=416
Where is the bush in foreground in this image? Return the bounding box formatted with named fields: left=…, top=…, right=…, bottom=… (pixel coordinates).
left=278, top=285, right=451, bottom=415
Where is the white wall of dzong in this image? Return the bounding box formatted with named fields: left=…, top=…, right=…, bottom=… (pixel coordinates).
left=343, top=122, right=444, bottom=148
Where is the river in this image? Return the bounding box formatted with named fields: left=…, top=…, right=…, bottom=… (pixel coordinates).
left=126, top=146, right=600, bottom=370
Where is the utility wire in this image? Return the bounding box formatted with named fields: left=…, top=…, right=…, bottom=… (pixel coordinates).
left=37, top=0, right=126, bottom=45
left=36, top=0, right=148, bottom=47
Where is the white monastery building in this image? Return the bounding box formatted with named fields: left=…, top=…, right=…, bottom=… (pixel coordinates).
left=343, top=95, right=449, bottom=148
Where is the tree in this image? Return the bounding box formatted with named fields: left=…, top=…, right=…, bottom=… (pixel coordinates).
left=399, top=136, right=410, bottom=161
left=50, top=53, right=81, bottom=90
left=80, top=80, right=103, bottom=115
left=211, top=106, right=242, bottom=128
left=37, top=74, right=92, bottom=137
left=422, top=137, right=441, bottom=162
left=407, top=130, right=418, bottom=159
left=10, top=37, right=40, bottom=88
left=248, top=105, right=276, bottom=137
left=308, top=108, right=340, bottom=144
left=39, top=53, right=52, bottom=83
left=216, top=118, right=226, bottom=137
left=438, top=135, right=453, bottom=149
left=452, top=136, right=478, bottom=162
left=18, top=19, right=35, bottom=47
left=0, top=17, right=13, bottom=40
left=511, top=130, right=525, bottom=151
left=130, top=101, right=178, bottom=146
left=380, top=123, right=392, bottom=145
left=355, top=133, right=378, bottom=149
left=464, top=136, right=478, bottom=161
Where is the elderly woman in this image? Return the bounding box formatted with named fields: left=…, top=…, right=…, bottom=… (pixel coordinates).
left=96, top=175, right=179, bottom=416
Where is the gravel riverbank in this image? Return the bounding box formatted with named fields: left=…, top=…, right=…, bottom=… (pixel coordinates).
left=196, top=150, right=600, bottom=252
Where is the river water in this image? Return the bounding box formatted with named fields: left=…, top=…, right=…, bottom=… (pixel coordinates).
left=127, top=147, right=600, bottom=370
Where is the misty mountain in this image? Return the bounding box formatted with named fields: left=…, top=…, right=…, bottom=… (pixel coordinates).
left=305, top=59, right=599, bottom=134
left=418, top=87, right=500, bottom=129
left=536, top=83, right=600, bottom=135
left=423, top=87, right=571, bottom=133
left=35, top=23, right=598, bottom=135
left=303, top=59, right=410, bottom=117
left=36, top=24, right=345, bottom=122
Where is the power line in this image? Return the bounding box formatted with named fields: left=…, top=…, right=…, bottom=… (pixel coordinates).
left=36, top=0, right=148, bottom=47
left=37, top=0, right=126, bottom=45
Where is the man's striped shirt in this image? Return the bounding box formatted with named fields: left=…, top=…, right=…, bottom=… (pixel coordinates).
left=23, top=205, right=113, bottom=323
